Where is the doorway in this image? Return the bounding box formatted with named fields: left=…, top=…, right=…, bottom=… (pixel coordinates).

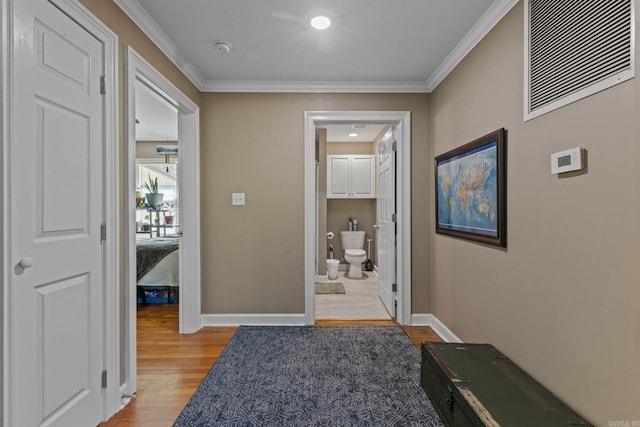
left=123, top=47, right=201, bottom=398
left=316, top=124, right=393, bottom=320
left=304, top=111, right=412, bottom=326
left=134, top=78, right=180, bottom=305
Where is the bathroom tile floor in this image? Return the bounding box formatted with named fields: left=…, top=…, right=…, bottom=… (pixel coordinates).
left=315, top=270, right=392, bottom=320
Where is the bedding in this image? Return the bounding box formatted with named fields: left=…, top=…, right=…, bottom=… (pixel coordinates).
left=136, top=237, right=179, bottom=285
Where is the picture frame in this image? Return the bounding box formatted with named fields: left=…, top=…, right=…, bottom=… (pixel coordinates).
left=435, top=128, right=506, bottom=247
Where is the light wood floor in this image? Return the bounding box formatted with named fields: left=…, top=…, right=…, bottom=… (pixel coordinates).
left=101, top=304, right=442, bottom=426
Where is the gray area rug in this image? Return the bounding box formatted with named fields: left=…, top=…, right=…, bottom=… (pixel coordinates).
left=173, top=326, right=443, bottom=426
left=315, top=282, right=346, bottom=294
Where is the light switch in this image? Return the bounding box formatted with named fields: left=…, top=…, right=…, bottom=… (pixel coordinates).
left=232, top=193, right=245, bottom=206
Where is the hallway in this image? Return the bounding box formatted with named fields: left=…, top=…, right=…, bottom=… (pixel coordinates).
left=102, top=305, right=442, bottom=426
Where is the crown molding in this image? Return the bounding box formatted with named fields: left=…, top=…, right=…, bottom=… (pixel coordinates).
left=425, top=0, right=519, bottom=91
left=201, top=80, right=430, bottom=93
left=115, top=0, right=516, bottom=94
left=113, top=0, right=205, bottom=90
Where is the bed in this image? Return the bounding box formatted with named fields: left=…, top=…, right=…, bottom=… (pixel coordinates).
left=136, top=237, right=179, bottom=304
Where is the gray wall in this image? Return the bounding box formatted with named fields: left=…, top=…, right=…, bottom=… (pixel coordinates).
left=200, top=93, right=432, bottom=314
left=429, top=2, right=640, bottom=425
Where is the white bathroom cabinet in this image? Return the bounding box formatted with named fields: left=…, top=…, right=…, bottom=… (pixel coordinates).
left=327, top=155, right=376, bottom=199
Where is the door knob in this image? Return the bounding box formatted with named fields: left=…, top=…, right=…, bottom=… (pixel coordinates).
left=19, top=257, right=34, bottom=269
left=373, top=224, right=379, bottom=229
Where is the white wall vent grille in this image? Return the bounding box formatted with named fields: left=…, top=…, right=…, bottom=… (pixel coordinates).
left=525, top=0, right=634, bottom=120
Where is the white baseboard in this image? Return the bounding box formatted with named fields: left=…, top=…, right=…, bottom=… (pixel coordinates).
left=201, top=313, right=306, bottom=326
left=315, top=275, right=329, bottom=283
left=201, top=313, right=458, bottom=340
left=411, top=314, right=462, bottom=343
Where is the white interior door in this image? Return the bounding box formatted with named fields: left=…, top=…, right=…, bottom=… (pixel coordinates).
left=9, top=0, right=105, bottom=425
left=377, top=128, right=396, bottom=317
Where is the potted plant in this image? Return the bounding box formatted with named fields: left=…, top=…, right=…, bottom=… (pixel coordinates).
left=163, top=201, right=176, bottom=225
left=143, top=173, right=163, bottom=207
left=135, top=187, right=146, bottom=209
left=140, top=214, right=151, bottom=232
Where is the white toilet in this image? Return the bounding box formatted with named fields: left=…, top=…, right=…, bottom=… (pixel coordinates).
left=339, top=231, right=367, bottom=279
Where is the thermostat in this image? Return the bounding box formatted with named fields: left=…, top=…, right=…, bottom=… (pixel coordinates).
left=551, top=147, right=583, bottom=174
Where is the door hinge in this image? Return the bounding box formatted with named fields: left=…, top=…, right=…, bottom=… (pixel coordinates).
left=100, top=223, right=107, bottom=243
left=391, top=213, right=397, bottom=222
left=392, top=283, right=398, bottom=292
left=392, top=141, right=398, bottom=152
left=100, top=75, right=106, bottom=94
left=101, top=370, right=107, bottom=389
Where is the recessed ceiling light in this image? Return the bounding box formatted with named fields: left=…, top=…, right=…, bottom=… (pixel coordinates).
left=349, top=132, right=358, bottom=137
left=309, top=13, right=332, bottom=30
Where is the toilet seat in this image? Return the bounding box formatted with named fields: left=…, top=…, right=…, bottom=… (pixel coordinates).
left=345, top=249, right=366, bottom=257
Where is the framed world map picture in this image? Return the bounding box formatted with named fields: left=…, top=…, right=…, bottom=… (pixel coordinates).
left=435, top=128, right=506, bottom=247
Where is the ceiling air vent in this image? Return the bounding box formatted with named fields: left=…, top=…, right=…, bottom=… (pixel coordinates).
left=525, top=0, right=633, bottom=120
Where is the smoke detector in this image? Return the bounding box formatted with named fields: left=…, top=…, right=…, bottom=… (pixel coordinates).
left=213, top=42, right=232, bottom=54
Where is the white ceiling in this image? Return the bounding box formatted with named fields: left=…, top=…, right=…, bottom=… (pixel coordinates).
left=323, top=124, right=387, bottom=143
left=135, top=79, right=178, bottom=141
left=125, top=0, right=518, bottom=141
left=115, top=0, right=517, bottom=93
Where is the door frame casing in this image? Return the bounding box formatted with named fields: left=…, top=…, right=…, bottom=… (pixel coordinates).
left=304, top=111, right=412, bottom=325
left=123, top=46, right=201, bottom=396
left=2, top=0, right=120, bottom=423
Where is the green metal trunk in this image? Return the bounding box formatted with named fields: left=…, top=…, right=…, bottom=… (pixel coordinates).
left=421, top=342, right=592, bottom=427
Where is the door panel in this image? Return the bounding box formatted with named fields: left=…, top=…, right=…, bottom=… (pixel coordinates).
left=327, top=156, right=349, bottom=197
left=36, top=21, right=91, bottom=90
left=352, top=156, right=375, bottom=196
left=377, top=129, right=396, bottom=317
left=36, top=275, right=90, bottom=419
left=36, top=98, right=90, bottom=235
left=10, top=1, right=105, bottom=425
